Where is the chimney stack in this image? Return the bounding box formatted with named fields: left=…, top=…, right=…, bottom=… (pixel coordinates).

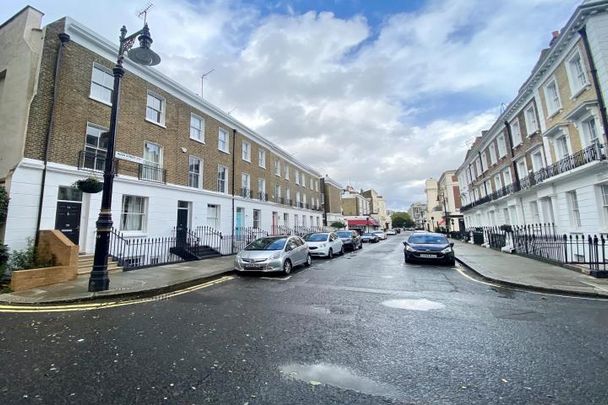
left=549, top=30, right=560, bottom=46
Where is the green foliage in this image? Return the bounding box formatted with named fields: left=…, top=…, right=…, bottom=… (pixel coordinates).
left=73, top=177, right=103, bottom=193
left=0, top=244, right=8, bottom=267
left=7, top=238, right=53, bottom=273
left=330, top=221, right=346, bottom=229
left=0, top=186, right=8, bottom=224
left=391, top=212, right=415, bottom=228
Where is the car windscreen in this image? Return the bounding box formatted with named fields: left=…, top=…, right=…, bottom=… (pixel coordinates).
left=363, top=233, right=373, bottom=236
left=408, top=235, right=448, bottom=245
left=304, top=233, right=328, bottom=242
left=336, top=231, right=352, bottom=237
left=245, top=237, right=287, bottom=250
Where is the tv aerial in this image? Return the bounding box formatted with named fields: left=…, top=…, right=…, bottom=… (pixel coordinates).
left=137, top=3, right=154, bottom=24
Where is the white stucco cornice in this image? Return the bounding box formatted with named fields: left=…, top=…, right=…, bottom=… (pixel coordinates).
left=62, top=17, right=321, bottom=178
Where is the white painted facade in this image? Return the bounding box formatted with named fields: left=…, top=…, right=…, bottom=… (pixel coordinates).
left=4, top=159, right=323, bottom=253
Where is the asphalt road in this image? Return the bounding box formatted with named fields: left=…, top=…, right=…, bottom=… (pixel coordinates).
left=1, top=236, right=608, bottom=404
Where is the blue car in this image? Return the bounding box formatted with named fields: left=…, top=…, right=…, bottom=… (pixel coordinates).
left=403, top=232, right=455, bottom=265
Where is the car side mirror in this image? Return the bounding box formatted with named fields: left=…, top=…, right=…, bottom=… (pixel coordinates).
left=285, top=245, right=293, bottom=252
left=449, top=242, right=454, bottom=247
left=402, top=241, right=408, bottom=246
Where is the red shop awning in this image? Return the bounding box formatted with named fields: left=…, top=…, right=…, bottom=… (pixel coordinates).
left=347, top=218, right=379, bottom=226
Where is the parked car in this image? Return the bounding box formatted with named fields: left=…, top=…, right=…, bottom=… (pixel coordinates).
left=234, top=235, right=311, bottom=274
left=386, top=229, right=397, bottom=236
left=372, top=230, right=387, bottom=240
left=361, top=233, right=380, bottom=243
left=335, top=230, right=363, bottom=251
left=304, top=232, right=344, bottom=258
left=402, top=232, right=455, bottom=265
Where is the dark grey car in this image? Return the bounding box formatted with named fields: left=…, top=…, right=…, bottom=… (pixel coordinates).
left=335, top=230, right=362, bottom=251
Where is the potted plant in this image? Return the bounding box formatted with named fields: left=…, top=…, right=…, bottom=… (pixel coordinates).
left=74, top=177, right=103, bottom=193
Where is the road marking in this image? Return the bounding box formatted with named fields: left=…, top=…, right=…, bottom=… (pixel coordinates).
left=454, top=266, right=608, bottom=301
left=260, top=275, right=292, bottom=281
left=0, top=275, right=235, bottom=313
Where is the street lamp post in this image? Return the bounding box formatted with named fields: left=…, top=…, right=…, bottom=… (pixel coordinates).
left=88, top=23, right=161, bottom=292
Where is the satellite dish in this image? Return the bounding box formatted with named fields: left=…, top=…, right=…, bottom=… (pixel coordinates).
left=127, top=24, right=161, bottom=66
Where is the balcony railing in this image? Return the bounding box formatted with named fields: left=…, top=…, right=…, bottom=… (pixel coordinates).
left=257, top=192, right=268, bottom=201
left=78, top=149, right=107, bottom=172
left=138, top=164, right=166, bottom=183
left=240, top=188, right=252, bottom=198
left=462, top=142, right=604, bottom=212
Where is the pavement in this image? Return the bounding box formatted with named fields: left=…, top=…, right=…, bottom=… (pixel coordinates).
left=2, top=238, right=608, bottom=305
left=0, top=255, right=236, bottom=305
left=454, top=240, right=608, bottom=298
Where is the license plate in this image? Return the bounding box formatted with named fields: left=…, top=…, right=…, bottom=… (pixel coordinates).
left=245, top=264, right=262, bottom=270
left=420, top=254, right=436, bottom=258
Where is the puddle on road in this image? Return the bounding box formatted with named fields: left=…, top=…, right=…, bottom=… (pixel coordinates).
left=279, top=363, right=401, bottom=399
left=381, top=298, right=445, bottom=311
left=380, top=275, right=394, bottom=279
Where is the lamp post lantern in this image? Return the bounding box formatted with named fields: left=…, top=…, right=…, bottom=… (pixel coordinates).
left=88, top=23, right=161, bottom=292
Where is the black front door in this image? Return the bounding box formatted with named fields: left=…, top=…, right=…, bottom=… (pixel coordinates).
left=55, top=201, right=82, bottom=245
left=176, top=201, right=190, bottom=247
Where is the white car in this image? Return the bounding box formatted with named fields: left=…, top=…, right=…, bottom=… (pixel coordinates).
left=372, top=231, right=387, bottom=240
left=304, top=232, right=344, bottom=258
left=386, top=229, right=397, bottom=235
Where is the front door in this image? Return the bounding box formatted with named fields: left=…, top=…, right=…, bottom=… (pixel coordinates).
left=55, top=186, right=83, bottom=245
left=176, top=201, right=190, bottom=247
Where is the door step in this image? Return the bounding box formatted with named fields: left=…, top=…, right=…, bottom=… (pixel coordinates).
left=77, top=254, right=123, bottom=275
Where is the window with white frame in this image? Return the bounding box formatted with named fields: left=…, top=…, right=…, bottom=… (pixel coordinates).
left=529, top=201, right=541, bottom=224
left=142, top=142, right=163, bottom=181
left=480, top=151, right=488, bottom=170
left=475, top=158, right=482, bottom=175
left=295, top=170, right=300, bottom=185
left=544, top=79, right=562, bottom=116
left=555, top=135, right=570, bottom=160
left=217, top=165, right=228, bottom=193
left=146, top=92, right=165, bottom=125
left=600, top=185, right=608, bottom=226
left=257, top=178, right=266, bottom=200
left=296, top=191, right=301, bottom=205
left=190, top=114, right=204, bottom=142
left=274, top=159, right=280, bottom=175
left=253, top=209, right=261, bottom=228
left=511, top=118, right=522, bottom=146
left=488, top=145, right=497, bottom=165
left=503, top=208, right=511, bottom=225
left=83, top=123, right=107, bottom=171
left=242, top=141, right=251, bottom=161
left=207, top=204, right=220, bottom=229
left=540, top=197, right=555, bottom=223
left=258, top=149, right=266, bottom=168
left=309, top=177, right=314, bottom=189
left=300, top=172, right=306, bottom=186
left=516, top=158, right=527, bottom=178
left=188, top=156, right=202, bottom=188
left=509, top=206, right=518, bottom=224
left=582, top=116, right=599, bottom=146
left=286, top=188, right=291, bottom=203
left=497, top=134, right=507, bottom=157
left=284, top=165, right=289, bottom=180
left=293, top=214, right=298, bottom=227
left=531, top=149, right=544, bottom=172
left=494, top=174, right=502, bottom=191
left=120, top=195, right=147, bottom=231
left=567, top=191, right=582, bottom=227
left=218, top=128, right=229, bottom=153
left=90, top=64, right=114, bottom=105
left=567, top=51, right=588, bottom=95
left=274, top=184, right=281, bottom=201
left=524, top=105, right=539, bottom=135
left=315, top=181, right=319, bottom=192
left=241, top=173, right=250, bottom=196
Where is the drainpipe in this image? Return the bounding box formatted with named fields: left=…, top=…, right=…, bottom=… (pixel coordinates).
left=504, top=121, right=521, bottom=192
left=579, top=27, right=608, bottom=148
left=231, top=128, right=236, bottom=254
left=35, top=32, right=71, bottom=248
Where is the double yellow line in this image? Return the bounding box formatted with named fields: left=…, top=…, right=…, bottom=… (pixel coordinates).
left=0, top=275, right=235, bottom=313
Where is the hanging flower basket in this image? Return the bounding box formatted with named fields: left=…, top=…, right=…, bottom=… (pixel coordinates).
left=74, top=177, right=103, bottom=193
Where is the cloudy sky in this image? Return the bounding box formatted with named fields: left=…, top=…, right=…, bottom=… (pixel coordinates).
left=4, top=0, right=581, bottom=210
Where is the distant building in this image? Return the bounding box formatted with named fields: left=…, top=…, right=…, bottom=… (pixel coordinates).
left=437, top=171, right=463, bottom=232
left=361, top=189, right=392, bottom=230
left=321, top=176, right=345, bottom=227
left=424, top=178, right=441, bottom=231
left=408, top=202, right=426, bottom=229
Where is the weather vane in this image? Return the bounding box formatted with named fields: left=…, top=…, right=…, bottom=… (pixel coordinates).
left=137, top=3, right=154, bottom=24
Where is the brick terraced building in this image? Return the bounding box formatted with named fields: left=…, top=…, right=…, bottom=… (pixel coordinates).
left=0, top=7, right=326, bottom=257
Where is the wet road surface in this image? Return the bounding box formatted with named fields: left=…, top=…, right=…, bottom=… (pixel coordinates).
left=1, top=236, right=608, bottom=404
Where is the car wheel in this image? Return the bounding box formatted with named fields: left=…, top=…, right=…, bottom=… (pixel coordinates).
left=283, top=259, right=292, bottom=275
left=404, top=255, right=411, bottom=264
left=339, top=246, right=345, bottom=255
left=446, top=259, right=456, bottom=266
left=304, top=254, right=312, bottom=267
left=358, top=242, right=363, bottom=250
left=328, top=248, right=333, bottom=259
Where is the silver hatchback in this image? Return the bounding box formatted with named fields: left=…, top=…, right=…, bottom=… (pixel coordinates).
left=234, top=235, right=312, bottom=275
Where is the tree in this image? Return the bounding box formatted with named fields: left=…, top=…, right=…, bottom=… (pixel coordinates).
left=330, top=221, right=346, bottom=229
left=391, top=212, right=415, bottom=228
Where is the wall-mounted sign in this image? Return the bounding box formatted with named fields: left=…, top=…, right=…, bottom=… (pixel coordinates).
left=115, top=151, right=144, bottom=165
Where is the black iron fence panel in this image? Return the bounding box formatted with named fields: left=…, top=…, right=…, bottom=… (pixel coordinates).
left=466, top=223, right=607, bottom=277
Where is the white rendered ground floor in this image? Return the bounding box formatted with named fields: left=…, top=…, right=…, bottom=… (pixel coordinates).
left=3, top=159, right=324, bottom=254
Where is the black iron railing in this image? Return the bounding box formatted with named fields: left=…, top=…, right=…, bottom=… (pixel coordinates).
left=109, top=228, right=185, bottom=270
left=240, top=188, right=253, bottom=198
left=257, top=192, right=268, bottom=201
left=462, top=142, right=604, bottom=212
left=466, top=223, right=607, bottom=277
left=138, top=163, right=166, bottom=183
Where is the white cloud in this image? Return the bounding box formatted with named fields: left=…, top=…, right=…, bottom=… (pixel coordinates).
left=2, top=0, right=581, bottom=210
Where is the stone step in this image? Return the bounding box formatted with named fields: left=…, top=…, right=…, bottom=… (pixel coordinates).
left=77, top=256, right=122, bottom=275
